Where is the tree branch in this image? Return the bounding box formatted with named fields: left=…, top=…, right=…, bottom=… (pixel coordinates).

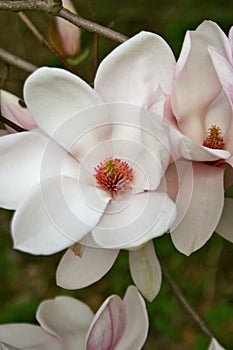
left=18, top=11, right=77, bottom=74
left=0, top=48, right=37, bottom=72
left=161, top=262, right=225, bottom=347
left=0, top=0, right=128, bottom=43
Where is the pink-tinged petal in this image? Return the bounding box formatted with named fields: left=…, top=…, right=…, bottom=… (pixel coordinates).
left=171, top=31, right=221, bottom=142
left=171, top=162, right=225, bottom=255
left=92, top=191, right=176, bottom=249
left=37, top=296, right=94, bottom=350
left=12, top=176, right=110, bottom=255
left=0, top=90, right=36, bottom=132
left=95, top=31, right=175, bottom=108
left=115, top=286, right=148, bottom=350
left=56, top=236, right=119, bottom=289
left=0, top=131, right=77, bottom=209
left=129, top=241, right=161, bottom=301
left=0, top=324, right=62, bottom=349
left=24, top=67, right=104, bottom=140
left=55, top=0, right=81, bottom=57
left=86, top=296, right=126, bottom=350
left=209, top=47, right=233, bottom=104
left=197, top=21, right=232, bottom=61
left=208, top=338, right=226, bottom=350
left=215, top=198, right=233, bottom=243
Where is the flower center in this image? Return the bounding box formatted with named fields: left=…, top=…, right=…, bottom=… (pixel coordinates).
left=203, top=124, right=225, bottom=150
left=94, top=157, right=134, bottom=195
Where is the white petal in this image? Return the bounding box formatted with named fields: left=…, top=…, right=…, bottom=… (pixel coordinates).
left=171, top=162, right=225, bottom=255
left=116, top=286, right=148, bottom=350
left=0, top=131, right=77, bottom=209
left=171, top=31, right=221, bottom=142
left=86, top=296, right=126, bottom=350
left=208, top=338, right=226, bottom=350
left=209, top=47, right=233, bottom=103
left=95, top=31, right=175, bottom=107
left=56, top=237, right=119, bottom=289
left=24, top=67, right=104, bottom=138
left=129, top=241, right=162, bottom=301
left=0, top=324, right=62, bottom=350
left=37, top=296, right=94, bottom=350
left=92, top=191, right=176, bottom=249
left=216, top=198, right=233, bottom=243
left=12, top=176, right=110, bottom=254
left=197, top=21, right=232, bottom=61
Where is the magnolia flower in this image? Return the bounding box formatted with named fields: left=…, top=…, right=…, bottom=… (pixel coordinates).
left=198, top=21, right=233, bottom=245
left=55, top=0, right=81, bottom=57
left=0, top=65, right=176, bottom=300
left=167, top=21, right=233, bottom=255
left=0, top=90, right=36, bottom=132
left=0, top=286, right=149, bottom=350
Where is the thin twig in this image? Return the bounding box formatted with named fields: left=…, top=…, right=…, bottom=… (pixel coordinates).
left=0, top=114, right=27, bottom=132
left=87, top=0, right=98, bottom=74
left=18, top=11, right=77, bottom=74
left=0, top=48, right=37, bottom=72
left=0, top=1, right=128, bottom=43
left=161, top=262, right=225, bottom=346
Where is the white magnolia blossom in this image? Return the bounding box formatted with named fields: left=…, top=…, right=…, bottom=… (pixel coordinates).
left=0, top=33, right=178, bottom=299
left=0, top=286, right=148, bottom=350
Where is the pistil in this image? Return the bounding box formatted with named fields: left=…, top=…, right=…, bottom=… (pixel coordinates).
left=203, top=124, right=225, bottom=150
left=94, top=157, right=134, bottom=196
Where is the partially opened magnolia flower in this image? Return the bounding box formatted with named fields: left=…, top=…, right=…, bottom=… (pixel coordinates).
left=0, top=90, right=37, bottom=132
left=168, top=20, right=233, bottom=255
left=0, top=65, right=176, bottom=301
left=0, top=286, right=149, bottom=350
left=197, top=20, right=233, bottom=245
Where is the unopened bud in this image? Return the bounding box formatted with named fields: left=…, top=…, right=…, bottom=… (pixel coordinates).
left=0, top=90, right=36, bottom=133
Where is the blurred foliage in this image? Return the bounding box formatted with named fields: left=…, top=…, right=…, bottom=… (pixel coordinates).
left=0, top=0, right=233, bottom=349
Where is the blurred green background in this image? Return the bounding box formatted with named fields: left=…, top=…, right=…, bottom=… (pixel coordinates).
left=0, top=0, right=233, bottom=349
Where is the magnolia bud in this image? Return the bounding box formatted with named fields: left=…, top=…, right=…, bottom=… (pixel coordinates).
left=55, top=0, right=81, bottom=57
left=0, top=90, right=36, bottom=132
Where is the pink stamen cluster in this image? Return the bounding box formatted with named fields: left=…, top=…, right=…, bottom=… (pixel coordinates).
left=203, top=124, right=225, bottom=150
left=94, top=157, right=134, bottom=195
